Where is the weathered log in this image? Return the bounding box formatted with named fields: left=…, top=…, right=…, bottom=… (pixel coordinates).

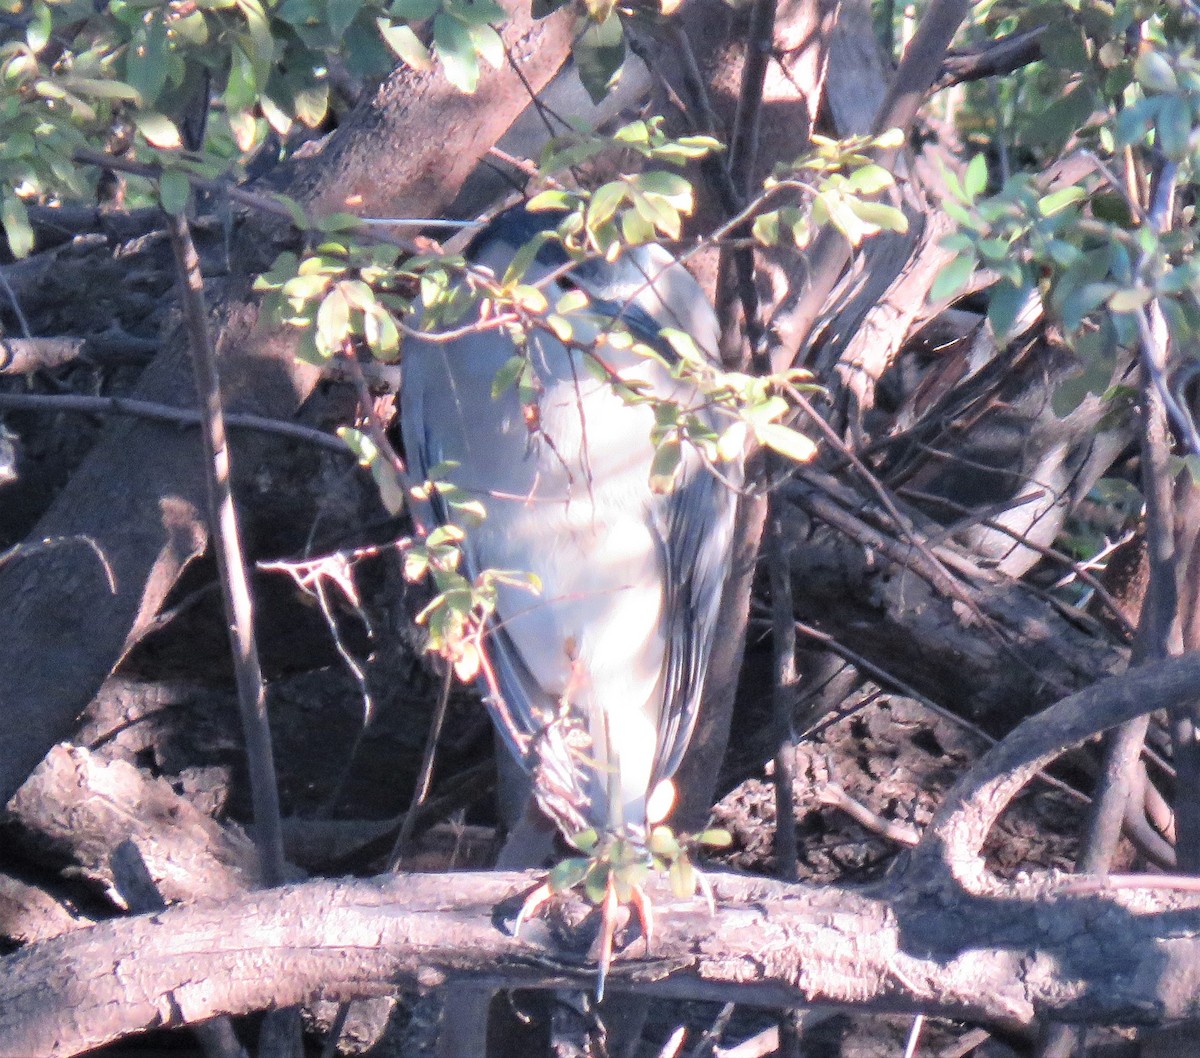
left=8, top=651, right=1200, bottom=1057
left=5, top=744, right=263, bottom=905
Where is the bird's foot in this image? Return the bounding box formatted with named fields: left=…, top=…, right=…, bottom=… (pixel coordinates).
left=512, top=824, right=731, bottom=998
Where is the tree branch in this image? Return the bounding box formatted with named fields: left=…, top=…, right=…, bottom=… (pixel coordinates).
left=6, top=850, right=1200, bottom=1058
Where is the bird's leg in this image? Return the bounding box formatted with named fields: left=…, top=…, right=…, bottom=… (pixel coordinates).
left=511, top=823, right=731, bottom=1001
left=513, top=880, right=555, bottom=938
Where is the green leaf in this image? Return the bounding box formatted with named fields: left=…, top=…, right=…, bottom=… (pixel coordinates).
left=1099, top=193, right=1132, bottom=227
left=1156, top=95, right=1192, bottom=161
left=557, top=288, right=589, bottom=314
left=648, top=826, right=681, bottom=857
left=587, top=180, right=628, bottom=229
left=316, top=287, right=351, bottom=353
left=649, top=439, right=682, bottom=493
left=621, top=206, right=655, bottom=245
left=327, top=0, right=364, bottom=36
left=845, top=198, right=908, bottom=233
left=669, top=855, right=695, bottom=898
left=696, top=828, right=732, bottom=848
left=659, top=328, right=706, bottom=364
left=752, top=209, right=780, bottom=245
left=490, top=354, right=527, bottom=397
left=549, top=858, right=591, bottom=892
left=1135, top=49, right=1178, bottom=93
left=391, top=0, right=441, bottom=19
left=159, top=170, right=191, bottom=215
left=1037, top=185, right=1086, bottom=217
left=26, top=3, right=52, bottom=53
left=378, top=19, right=433, bottom=70
left=1107, top=287, right=1151, bottom=313
left=636, top=170, right=693, bottom=207
left=584, top=862, right=610, bottom=904
left=469, top=23, right=504, bottom=69
left=574, top=11, right=624, bottom=104
left=987, top=280, right=1033, bottom=342
left=1022, top=84, right=1097, bottom=154
left=364, top=307, right=400, bottom=361
left=1, top=193, right=33, bottom=259
left=433, top=12, right=479, bottom=92
left=847, top=163, right=894, bottom=196
left=754, top=422, right=817, bottom=464
left=125, top=12, right=170, bottom=105
left=567, top=827, right=599, bottom=853
left=631, top=190, right=680, bottom=239
left=545, top=313, right=573, bottom=341
left=59, top=76, right=142, bottom=101
left=527, top=188, right=578, bottom=213
left=235, top=0, right=276, bottom=88
left=963, top=154, right=988, bottom=200
left=453, top=0, right=508, bottom=23
left=930, top=254, right=976, bottom=301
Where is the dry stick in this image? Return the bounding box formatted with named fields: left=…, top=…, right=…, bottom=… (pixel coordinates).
left=725, top=2, right=803, bottom=1051
left=767, top=508, right=800, bottom=883
left=165, top=211, right=299, bottom=1058
left=687, top=1002, right=735, bottom=1058
left=165, top=210, right=288, bottom=884
left=321, top=371, right=449, bottom=1058
left=0, top=391, right=352, bottom=453
left=897, top=484, right=1138, bottom=639
left=1076, top=376, right=1175, bottom=876
left=1069, top=161, right=1184, bottom=908
left=726, top=0, right=799, bottom=890
left=791, top=619, right=1090, bottom=806
left=389, top=663, right=455, bottom=869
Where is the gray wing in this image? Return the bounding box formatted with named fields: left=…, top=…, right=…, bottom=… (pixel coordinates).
left=400, top=337, right=594, bottom=832
left=649, top=456, right=741, bottom=790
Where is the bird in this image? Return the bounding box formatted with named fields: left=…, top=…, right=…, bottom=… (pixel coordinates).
left=400, top=204, right=742, bottom=885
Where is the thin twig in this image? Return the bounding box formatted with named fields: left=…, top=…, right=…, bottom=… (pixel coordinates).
left=0, top=268, right=33, bottom=338
left=818, top=783, right=920, bottom=846
left=166, top=206, right=300, bottom=1058
left=687, top=1002, right=735, bottom=1058
left=74, top=146, right=421, bottom=253
left=389, top=663, right=455, bottom=870
left=165, top=208, right=288, bottom=887
left=0, top=391, right=352, bottom=453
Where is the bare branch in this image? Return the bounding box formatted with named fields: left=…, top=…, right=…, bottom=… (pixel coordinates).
left=0, top=391, right=351, bottom=452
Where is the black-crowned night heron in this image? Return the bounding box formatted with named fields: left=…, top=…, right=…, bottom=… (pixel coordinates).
left=401, top=205, right=741, bottom=879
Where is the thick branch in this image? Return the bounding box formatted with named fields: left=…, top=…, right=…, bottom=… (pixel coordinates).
left=6, top=862, right=1200, bottom=1058
left=918, top=650, right=1200, bottom=882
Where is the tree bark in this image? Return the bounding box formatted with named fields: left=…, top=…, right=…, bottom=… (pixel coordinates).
left=11, top=651, right=1200, bottom=1057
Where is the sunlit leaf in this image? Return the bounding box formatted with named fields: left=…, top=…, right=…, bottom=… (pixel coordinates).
left=755, top=422, right=817, bottom=464
left=1, top=193, right=33, bottom=259
left=1134, top=49, right=1177, bottom=93
left=434, top=12, right=479, bottom=92
left=136, top=112, right=182, bottom=149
